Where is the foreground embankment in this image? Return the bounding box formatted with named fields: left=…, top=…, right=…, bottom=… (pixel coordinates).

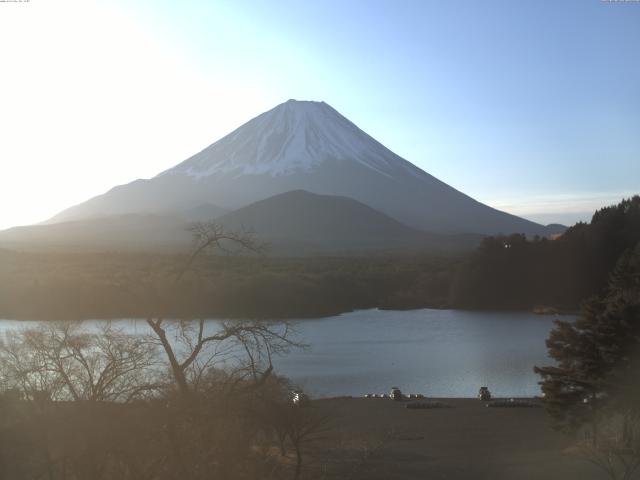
left=311, top=397, right=601, bottom=480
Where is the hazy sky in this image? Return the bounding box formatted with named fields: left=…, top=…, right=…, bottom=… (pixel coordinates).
left=1, top=0, right=638, bottom=230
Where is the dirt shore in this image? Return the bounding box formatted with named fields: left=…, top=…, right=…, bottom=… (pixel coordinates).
left=311, top=397, right=602, bottom=480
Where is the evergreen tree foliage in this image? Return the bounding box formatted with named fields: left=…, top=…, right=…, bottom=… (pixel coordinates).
left=535, top=242, right=640, bottom=440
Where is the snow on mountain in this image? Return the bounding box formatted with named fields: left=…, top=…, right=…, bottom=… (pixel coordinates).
left=158, top=99, right=421, bottom=180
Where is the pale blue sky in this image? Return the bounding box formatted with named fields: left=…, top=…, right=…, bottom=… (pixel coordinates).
left=0, top=0, right=638, bottom=228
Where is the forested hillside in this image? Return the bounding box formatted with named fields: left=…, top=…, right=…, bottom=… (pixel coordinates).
left=450, top=196, right=640, bottom=310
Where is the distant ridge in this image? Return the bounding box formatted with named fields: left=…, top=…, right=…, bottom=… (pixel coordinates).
left=544, top=223, right=568, bottom=235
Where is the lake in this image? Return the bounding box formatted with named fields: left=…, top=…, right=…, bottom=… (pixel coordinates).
left=0, top=309, right=567, bottom=398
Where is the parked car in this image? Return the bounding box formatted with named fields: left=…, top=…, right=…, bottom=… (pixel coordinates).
left=291, top=390, right=309, bottom=406
left=390, top=387, right=403, bottom=401
left=478, top=386, right=492, bottom=401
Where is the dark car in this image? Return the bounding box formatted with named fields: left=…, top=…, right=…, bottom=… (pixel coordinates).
left=478, top=386, right=492, bottom=401
left=390, top=387, right=403, bottom=401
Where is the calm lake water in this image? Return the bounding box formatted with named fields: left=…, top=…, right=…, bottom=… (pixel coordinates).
left=0, top=309, right=569, bottom=398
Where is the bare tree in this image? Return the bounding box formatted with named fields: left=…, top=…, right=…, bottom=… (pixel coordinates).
left=248, top=381, right=333, bottom=480
left=284, top=406, right=332, bottom=480
left=147, top=222, right=300, bottom=398
left=177, top=221, right=266, bottom=281
left=0, top=322, right=160, bottom=402
left=578, top=414, right=640, bottom=480
left=145, top=318, right=299, bottom=397
left=0, top=323, right=167, bottom=480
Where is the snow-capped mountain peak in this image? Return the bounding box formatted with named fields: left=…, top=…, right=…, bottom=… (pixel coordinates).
left=159, top=99, right=418, bottom=179
left=46, top=99, right=550, bottom=237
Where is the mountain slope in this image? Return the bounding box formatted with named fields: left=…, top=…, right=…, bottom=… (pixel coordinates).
left=216, top=190, right=480, bottom=254
left=49, top=99, right=547, bottom=236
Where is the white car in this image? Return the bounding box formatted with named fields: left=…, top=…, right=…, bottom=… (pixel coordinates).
left=292, top=390, right=309, bottom=406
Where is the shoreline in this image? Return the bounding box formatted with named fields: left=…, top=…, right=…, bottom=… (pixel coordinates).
left=0, top=305, right=578, bottom=323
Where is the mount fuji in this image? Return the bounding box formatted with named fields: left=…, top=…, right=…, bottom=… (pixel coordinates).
left=44, top=99, right=550, bottom=238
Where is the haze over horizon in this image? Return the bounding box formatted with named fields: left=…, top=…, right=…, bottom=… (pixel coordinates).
left=1, top=0, right=638, bottom=230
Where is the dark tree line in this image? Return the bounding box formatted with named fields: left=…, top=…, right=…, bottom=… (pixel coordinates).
left=450, top=196, right=640, bottom=310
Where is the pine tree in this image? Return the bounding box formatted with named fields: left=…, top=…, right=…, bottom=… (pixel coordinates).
left=534, top=243, right=640, bottom=444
